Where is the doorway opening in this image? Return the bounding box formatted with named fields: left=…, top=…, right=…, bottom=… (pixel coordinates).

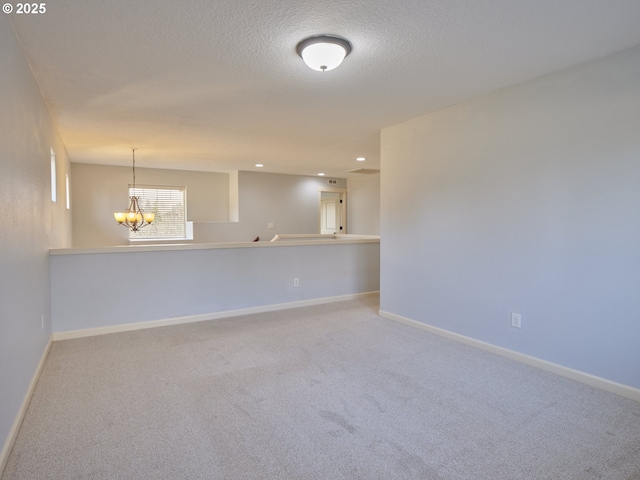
left=319, top=188, right=347, bottom=234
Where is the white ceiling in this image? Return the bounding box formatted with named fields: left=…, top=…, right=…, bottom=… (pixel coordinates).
left=10, top=0, right=640, bottom=178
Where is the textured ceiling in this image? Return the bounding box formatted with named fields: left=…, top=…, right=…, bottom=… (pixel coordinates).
left=9, top=0, right=640, bottom=177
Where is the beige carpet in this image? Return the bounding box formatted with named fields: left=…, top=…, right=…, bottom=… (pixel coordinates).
left=3, top=295, right=640, bottom=479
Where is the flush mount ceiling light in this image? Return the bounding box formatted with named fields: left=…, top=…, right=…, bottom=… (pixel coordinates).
left=356, top=157, right=366, bottom=162
left=296, top=35, right=352, bottom=72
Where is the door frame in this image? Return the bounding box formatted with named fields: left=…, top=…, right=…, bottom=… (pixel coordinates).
left=318, top=188, right=347, bottom=234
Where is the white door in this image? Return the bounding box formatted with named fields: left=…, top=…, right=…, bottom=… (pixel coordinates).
left=320, top=192, right=343, bottom=234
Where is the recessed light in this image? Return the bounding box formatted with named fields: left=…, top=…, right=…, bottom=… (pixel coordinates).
left=317, top=173, right=325, bottom=176
left=356, top=157, right=366, bottom=162
left=255, top=164, right=264, bottom=167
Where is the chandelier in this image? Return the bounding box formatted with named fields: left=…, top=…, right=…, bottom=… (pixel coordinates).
left=113, top=148, right=154, bottom=231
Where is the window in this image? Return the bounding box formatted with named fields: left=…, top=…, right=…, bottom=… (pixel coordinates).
left=129, top=185, right=187, bottom=240
left=50, top=148, right=57, bottom=202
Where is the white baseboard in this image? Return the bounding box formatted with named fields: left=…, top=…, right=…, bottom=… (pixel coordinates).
left=0, top=336, right=52, bottom=476
left=53, top=292, right=380, bottom=341
left=379, top=310, right=640, bottom=403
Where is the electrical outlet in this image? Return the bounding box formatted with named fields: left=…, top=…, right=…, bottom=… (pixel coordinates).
left=268, top=223, right=275, bottom=229
left=511, top=313, right=522, bottom=329
left=293, top=277, right=300, bottom=287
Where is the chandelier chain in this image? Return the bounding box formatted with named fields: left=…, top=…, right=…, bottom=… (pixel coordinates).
left=132, top=148, right=137, bottom=189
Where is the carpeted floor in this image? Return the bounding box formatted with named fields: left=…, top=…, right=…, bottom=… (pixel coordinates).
left=3, top=295, right=640, bottom=479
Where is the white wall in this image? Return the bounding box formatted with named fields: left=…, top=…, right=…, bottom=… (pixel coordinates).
left=195, top=171, right=347, bottom=242
left=71, top=163, right=230, bottom=247
left=380, top=45, right=640, bottom=390
left=0, top=16, right=72, bottom=470
left=347, top=173, right=380, bottom=235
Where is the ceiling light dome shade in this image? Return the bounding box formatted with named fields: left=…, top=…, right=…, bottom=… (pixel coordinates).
left=296, top=35, right=352, bottom=71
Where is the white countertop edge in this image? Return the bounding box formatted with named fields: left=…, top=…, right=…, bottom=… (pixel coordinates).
left=50, top=236, right=380, bottom=256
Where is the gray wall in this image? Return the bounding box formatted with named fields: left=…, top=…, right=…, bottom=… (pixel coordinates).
left=51, top=242, right=379, bottom=333
left=0, top=16, right=72, bottom=465
left=380, top=45, right=640, bottom=389
left=71, top=163, right=230, bottom=247
left=195, top=171, right=347, bottom=243
left=347, top=173, right=380, bottom=235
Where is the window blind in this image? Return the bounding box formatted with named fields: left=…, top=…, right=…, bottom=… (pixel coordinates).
left=129, top=185, right=187, bottom=240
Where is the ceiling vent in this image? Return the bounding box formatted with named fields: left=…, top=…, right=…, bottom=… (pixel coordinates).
left=348, top=168, right=380, bottom=174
